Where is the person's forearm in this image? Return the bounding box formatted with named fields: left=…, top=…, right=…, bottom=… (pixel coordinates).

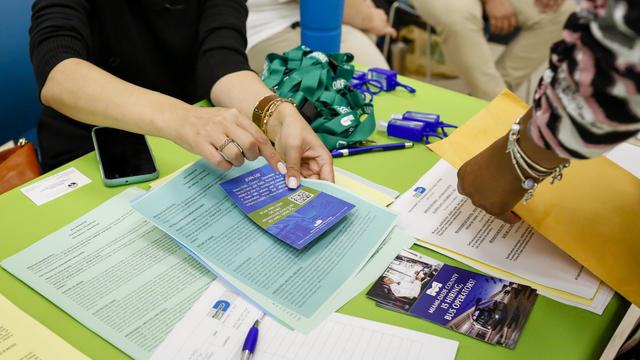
left=343, top=0, right=365, bottom=29
left=40, top=58, right=192, bottom=139
left=209, top=70, right=275, bottom=122
left=518, top=109, right=567, bottom=169
left=342, top=0, right=369, bottom=30
left=342, top=0, right=395, bottom=38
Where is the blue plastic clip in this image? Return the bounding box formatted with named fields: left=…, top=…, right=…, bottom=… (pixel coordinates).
left=351, top=68, right=415, bottom=102
left=377, top=111, right=457, bottom=144
left=366, top=68, right=416, bottom=93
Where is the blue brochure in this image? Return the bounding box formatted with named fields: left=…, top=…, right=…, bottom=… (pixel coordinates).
left=367, top=249, right=537, bottom=349
left=220, top=164, right=355, bottom=249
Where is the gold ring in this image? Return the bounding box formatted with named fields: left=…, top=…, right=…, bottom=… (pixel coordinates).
left=217, top=138, right=233, bottom=151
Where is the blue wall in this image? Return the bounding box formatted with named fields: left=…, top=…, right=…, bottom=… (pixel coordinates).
left=0, top=0, right=40, bottom=145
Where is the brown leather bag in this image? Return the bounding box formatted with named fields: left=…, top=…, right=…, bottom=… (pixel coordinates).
left=0, top=138, right=41, bottom=195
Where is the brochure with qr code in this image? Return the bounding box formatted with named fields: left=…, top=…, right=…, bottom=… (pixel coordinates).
left=367, top=249, right=538, bottom=349
left=220, top=164, right=355, bottom=249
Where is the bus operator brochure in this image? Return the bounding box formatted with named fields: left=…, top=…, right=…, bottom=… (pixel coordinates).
left=367, top=249, right=538, bottom=349
left=220, top=164, right=354, bottom=249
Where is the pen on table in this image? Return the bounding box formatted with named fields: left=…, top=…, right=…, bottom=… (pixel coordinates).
left=241, top=313, right=264, bottom=360
left=330, top=142, right=414, bottom=158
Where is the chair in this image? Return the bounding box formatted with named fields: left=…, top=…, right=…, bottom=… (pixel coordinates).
left=0, top=0, right=41, bottom=148
left=379, top=0, right=533, bottom=101
left=381, top=1, right=435, bottom=81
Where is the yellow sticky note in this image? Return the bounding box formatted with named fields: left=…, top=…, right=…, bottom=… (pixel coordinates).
left=0, top=294, right=89, bottom=360
left=428, top=89, right=640, bottom=306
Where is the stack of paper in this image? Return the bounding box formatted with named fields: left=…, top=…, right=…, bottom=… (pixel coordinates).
left=368, top=249, right=538, bottom=349
left=151, top=279, right=459, bottom=360
left=1, top=172, right=412, bottom=359
left=426, top=89, right=640, bottom=307
left=2, top=188, right=216, bottom=359
left=131, top=158, right=410, bottom=333
left=390, top=159, right=613, bottom=314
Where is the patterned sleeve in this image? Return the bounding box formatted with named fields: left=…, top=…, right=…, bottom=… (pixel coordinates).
left=529, top=0, right=640, bottom=159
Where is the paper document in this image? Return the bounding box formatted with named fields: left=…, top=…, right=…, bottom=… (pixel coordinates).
left=390, top=160, right=601, bottom=299
left=150, top=163, right=398, bottom=207
left=2, top=188, right=214, bottom=360
left=131, top=158, right=399, bottom=333
left=418, top=240, right=614, bottom=314
left=605, top=142, right=640, bottom=180
left=0, top=293, right=89, bottom=360
left=220, top=164, right=354, bottom=249
left=334, top=167, right=399, bottom=204
left=368, top=249, right=537, bottom=349
left=152, top=279, right=459, bottom=360
left=427, top=89, right=640, bottom=306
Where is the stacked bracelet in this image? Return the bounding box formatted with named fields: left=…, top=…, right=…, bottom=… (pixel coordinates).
left=252, top=94, right=296, bottom=138
left=506, top=115, right=570, bottom=204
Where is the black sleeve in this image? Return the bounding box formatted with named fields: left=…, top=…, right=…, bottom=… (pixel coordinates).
left=29, top=0, right=91, bottom=95
left=196, top=0, right=252, bottom=102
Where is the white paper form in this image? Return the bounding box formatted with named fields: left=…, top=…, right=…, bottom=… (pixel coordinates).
left=605, top=142, right=640, bottom=179
left=151, top=279, right=459, bottom=360
left=2, top=188, right=215, bottom=360
left=390, top=160, right=601, bottom=299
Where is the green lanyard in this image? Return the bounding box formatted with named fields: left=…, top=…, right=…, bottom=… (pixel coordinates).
left=261, top=46, right=375, bottom=150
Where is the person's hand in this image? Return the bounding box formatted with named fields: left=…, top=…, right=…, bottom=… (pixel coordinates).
left=457, top=109, right=568, bottom=224
left=535, top=0, right=565, bottom=13
left=484, top=0, right=517, bottom=35
left=266, top=102, right=335, bottom=188
left=171, top=106, right=284, bottom=173
left=362, top=3, right=397, bottom=38
left=456, top=133, right=524, bottom=224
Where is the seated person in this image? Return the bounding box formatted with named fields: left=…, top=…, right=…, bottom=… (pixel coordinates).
left=383, top=276, right=422, bottom=299
left=30, top=0, right=332, bottom=189
left=246, top=0, right=396, bottom=72
left=457, top=0, right=640, bottom=222
left=409, top=0, right=575, bottom=100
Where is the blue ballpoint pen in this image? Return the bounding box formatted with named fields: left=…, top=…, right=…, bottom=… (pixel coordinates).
left=240, top=313, right=264, bottom=360
left=330, top=142, right=413, bottom=158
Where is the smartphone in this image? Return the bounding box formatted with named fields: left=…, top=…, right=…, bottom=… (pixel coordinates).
left=91, top=127, right=159, bottom=187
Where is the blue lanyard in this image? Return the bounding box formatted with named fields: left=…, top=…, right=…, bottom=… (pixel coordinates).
left=350, top=69, right=416, bottom=102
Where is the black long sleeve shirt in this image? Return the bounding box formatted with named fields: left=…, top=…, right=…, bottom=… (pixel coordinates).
left=30, top=0, right=251, bottom=172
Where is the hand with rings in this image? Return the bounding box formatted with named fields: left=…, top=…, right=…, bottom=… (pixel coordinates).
left=170, top=106, right=285, bottom=175
left=217, top=137, right=244, bottom=162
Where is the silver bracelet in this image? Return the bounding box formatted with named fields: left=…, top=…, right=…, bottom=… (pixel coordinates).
left=506, top=114, right=570, bottom=204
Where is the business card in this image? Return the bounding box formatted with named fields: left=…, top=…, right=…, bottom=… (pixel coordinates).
left=20, top=167, right=91, bottom=206
left=220, top=164, right=355, bottom=249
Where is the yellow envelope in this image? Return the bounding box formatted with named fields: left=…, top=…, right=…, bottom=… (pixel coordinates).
left=428, top=89, right=640, bottom=306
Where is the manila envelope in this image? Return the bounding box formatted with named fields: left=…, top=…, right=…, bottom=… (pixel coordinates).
left=428, top=89, right=640, bottom=306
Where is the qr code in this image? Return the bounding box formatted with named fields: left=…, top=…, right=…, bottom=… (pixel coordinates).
left=288, top=190, right=314, bottom=205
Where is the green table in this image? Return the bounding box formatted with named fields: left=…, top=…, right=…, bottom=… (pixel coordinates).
left=0, top=77, right=629, bottom=359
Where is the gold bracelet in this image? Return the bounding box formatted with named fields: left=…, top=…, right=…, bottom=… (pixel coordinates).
left=252, top=93, right=279, bottom=129
left=261, top=98, right=296, bottom=138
